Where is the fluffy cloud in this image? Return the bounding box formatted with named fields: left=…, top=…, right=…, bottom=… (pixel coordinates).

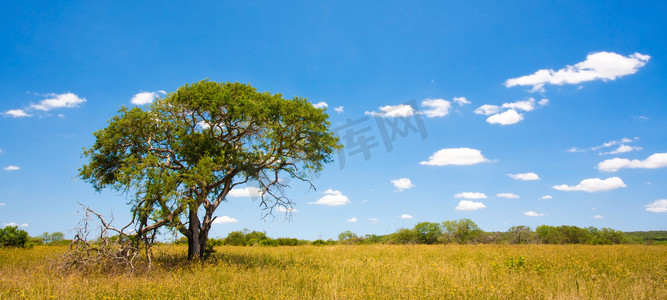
left=456, top=200, right=486, bottom=211
left=524, top=211, right=545, bottom=217
left=365, top=104, right=415, bottom=118
left=593, top=215, right=604, bottom=219
left=227, top=187, right=263, bottom=197
left=276, top=206, right=297, bottom=213
left=553, top=177, right=626, bottom=192
left=601, top=144, right=642, bottom=155
left=486, top=109, right=524, bottom=125
left=334, top=106, right=344, bottom=113
left=131, top=91, right=166, bottom=105
left=508, top=172, right=540, bottom=181
left=309, top=189, right=350, bottom=206
left=4, top=222, right=28, bottom=227
left=645, top=199, right=667, bottom=213
left=497, top=193, right=520, bottom=199
left=391, top=178, right=415, bottom=192
left=0, top=203, right=5, bottom=207
left=454, top=192, right=488, bottom=199
left=212, top=216, right=239, bottom=224
left=346, top=217, right=358, bottom=223
left=541, top=195, right=553, bottom=200
left=31, top=93, right=87, bottom=111
left=502, top=98, right=536, bottom=112
left=476, top=98, right=537, bottom=125
left=567, top=137, right=639, bottom=153
left=4, top=166, right=19, bottom=171
left=421, top=98, right=451, bottom=117
left=474, top=104, right=501, bottom=116
left=312, top=102, right=328, bottom=109
left=400, top=214, right=413, bottom=219
left=538, top=99, right=549, bottom=106
left=597, top=153, right=667, bottom=172
left=368, top=218, right=379, bottom=224
left=4, top=109, right=31, bottom=118
left=505, top=52, right=651, bottom=92
left=420, top=147, right=490, bottom=166
left=453, top=97, right=471, bottom=106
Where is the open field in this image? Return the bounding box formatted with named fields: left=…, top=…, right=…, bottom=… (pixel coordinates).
left=1, top=244, right=666, bottom=299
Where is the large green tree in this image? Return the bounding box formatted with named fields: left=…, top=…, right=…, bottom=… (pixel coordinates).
left=80, top=80, right=340, bottom=259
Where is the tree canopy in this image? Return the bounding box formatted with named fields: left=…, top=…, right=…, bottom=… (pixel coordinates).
left=80, top=80, right=340, bottom=259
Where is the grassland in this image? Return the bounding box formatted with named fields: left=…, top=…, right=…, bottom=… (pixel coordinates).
left=1, top=244, right=665, bottom=299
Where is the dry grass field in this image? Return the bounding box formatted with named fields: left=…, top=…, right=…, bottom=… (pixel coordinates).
left=1, top=244, right=665, bottom=299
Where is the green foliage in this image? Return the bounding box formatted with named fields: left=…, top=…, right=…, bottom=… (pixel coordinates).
left=390, top=228, right=418, bottom=244
left=442, top=219, right=482, bottom=244
left=0, top=226, right=29, bottom=248
left=413, top=222, right=443, bottom=244
left=40, top=232, right=66, bottom=245
left=338, top=230, right=362, bottom=244
left=79, top=80, right=341, bottom=259
left=508, top=226, right=532, bottom=244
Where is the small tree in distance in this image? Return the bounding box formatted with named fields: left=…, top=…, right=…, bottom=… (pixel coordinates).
left=79, top=80, right=341, bottom=260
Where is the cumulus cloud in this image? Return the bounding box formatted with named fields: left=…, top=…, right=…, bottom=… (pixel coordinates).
left=312, top=102, right=328, bottom=109
left=453, top=97, right=471, bottom=106
left=456, top=200, right=486, bottom=211
left=4, top=109, right=31, bottom=118
left=400, top=214, right=413, bottom=219
left=391, top=178, right=415, bottom=192
left=365, top=104, right=415, bottom=118
left=601, top=144, right=642, bottom=155
left=505, top=52, right=651, bottom=92
left=538, top=99, right=549, bottom=106
left=645, top=199, right=667, bottom=213
left=497, top=193, right=520, bottom=199
left=309, top=189, right=350, bottom=206
left=541, top=195, right=553, bottom=200
left=4, top=222, right=28, bottom=227
left=420, top=147, right=490, bottom=166
left=553, top=177, right=626, bottom=192
left=524, top=211, right=545, bottom=217
left=131, top=91, right=166, bottom=105
left=421, top=98, right=451, bottom=117
left=593, top=215, right=604, bottom=219
left=4, top=166, right=19, bottom=171
left=567, top=137, right=639, bottom=153
left=502, top=98, right=536, bottom=112
left=227, top=187, right=263, bottom=197
left=212, top=216, right=239, bottom=224
left=31, top=92, right=86, bottom=111
left=597, top=153, right=667, bottom=172
left=486, top=109, right=524, bottom=125
left=474, top=104, right=501, bottom=116
left=334, top=106, right=344, bottom=113
left=346, top=217, right=358, bottom=223
left=368, top=218, right=379, bottom=224
left=454, top=192, right=488, bottom=199
left=508, top=172, right=540, bottom=181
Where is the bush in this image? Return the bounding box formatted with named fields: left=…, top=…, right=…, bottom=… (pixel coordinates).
left=0, top=226, right=29, bottom=248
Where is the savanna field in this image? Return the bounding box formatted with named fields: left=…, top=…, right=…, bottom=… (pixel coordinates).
left=1, top=244, right=665, bottom=299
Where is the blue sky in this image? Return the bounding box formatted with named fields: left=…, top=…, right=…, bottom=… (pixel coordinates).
left=1, top=1, right=666, bottom=240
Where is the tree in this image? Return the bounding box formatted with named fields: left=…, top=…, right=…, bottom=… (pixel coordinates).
left=80, top=80, right=341, bottom=259
left=413, top=222, right=443, bottom=244
left=442, top=219, right=481, bottom=244
left=338, top=230, right=359, bottom=244
left=390, top=228, right=418, bottom=244
left=0, top=226, right=28, bottom=247
left=507, top=225, right=532, bottom=244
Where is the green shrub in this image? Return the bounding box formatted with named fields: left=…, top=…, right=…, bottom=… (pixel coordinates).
left=0, top=226, right=29, bottom=248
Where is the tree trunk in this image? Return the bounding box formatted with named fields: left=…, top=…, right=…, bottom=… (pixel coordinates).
left=187, top=207, right=201, bottom=260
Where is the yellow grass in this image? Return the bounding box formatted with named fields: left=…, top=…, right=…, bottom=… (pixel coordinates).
left=1, top=244, right=665, bottom=299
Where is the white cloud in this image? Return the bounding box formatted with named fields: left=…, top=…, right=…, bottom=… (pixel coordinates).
left=505, top=52, right=651, bottom=92
left=508, top=172, right=540, bottom=181
left=312, top=102, right=328, bottom=109
left=276, top=206, right=297, bottom=213
left=538, top=98, right=549, bottom=106
left=4, top=222, right=28, bottom=227
left=227, top=187, right=263, bottom=197
left=400, top=214, right=413, bottom=219
left=553, top=177, right=626, bottom=192
left=601, top=144, right=642, bottom=155
left=346, top=217, right=358, bottom=223
left=486, top=109, right=524, bottom=125
left=497, top=193, right=520, bottom=199
left=131, top=91, right=166, bottom=105
left=474, top=104, right=501, bottom=116
left=334, top=106, right=344, bottom=113
left=456, top=200, right=486, bottom=211
left=420, top=147, right=490, bottom=166
left=593, top=215, right=604, bottom=219
left=309, top=189, right=350, bottom=206
left=453, top=97, right=471, bottom=106
left=541, top=195, right=553, bottom=200
left=391, top=178, right=415, bottom=192
left=645, top=199, right=667, bottom=213
left=598, top=153, right=667, bottom=172
left=454, top=192, right=488, bottom=199
left=368, top=218, right=379, bottom=224
left=212, top=216, right=239, bottom=224
left=4, top=109, right=31, bottom=118
left=568, top=137, right=639, bottom=153
left=365, top=104, right=415, bottom=118
left=0, top=203, right=5, bottom=206
left=421, top=98, right=451, bottom=117
left=4, top=166, right=19, bottom=171
left=31, top=93, right=86, bottom=111
left=524, top=211, right=545, bottom=217
left=501, top=98, right=536, bottom=112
